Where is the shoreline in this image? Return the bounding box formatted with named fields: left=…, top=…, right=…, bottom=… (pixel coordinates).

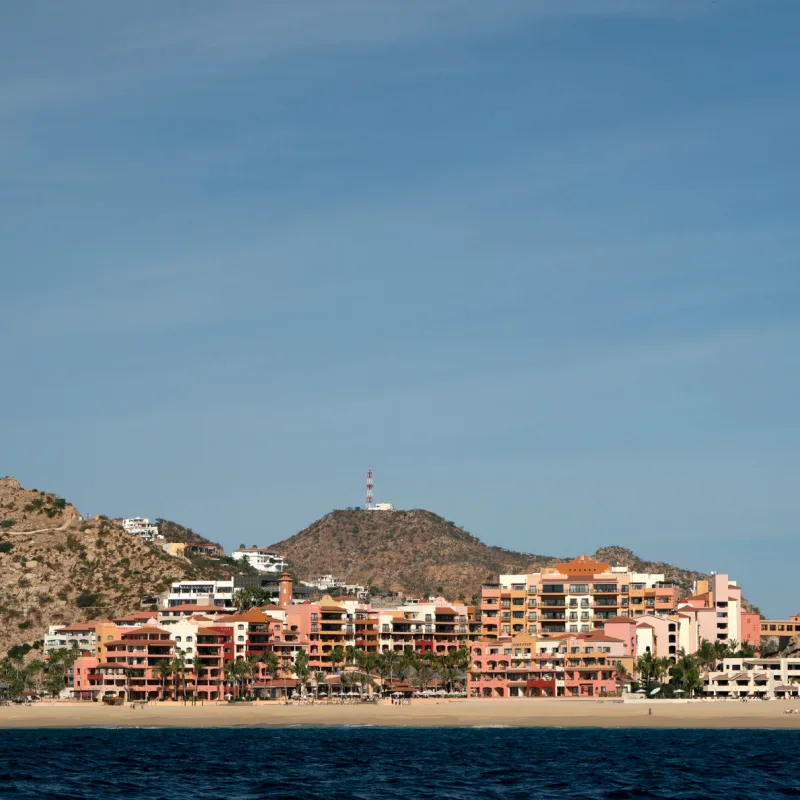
left=4, top=698, right=800, bottom=730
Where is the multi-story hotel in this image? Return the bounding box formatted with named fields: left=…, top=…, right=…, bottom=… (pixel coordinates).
left=480, top=556, right=680, bottom=641
left=469, top=630, right=633, bottom=698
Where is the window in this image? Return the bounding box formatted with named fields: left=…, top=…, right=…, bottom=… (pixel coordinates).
left=237, top=636, right=244, bottom=642
left=581, top=625, right=590, bottom=633
left=186, top=636, right=193, bottom=642
left=569, top=584, right=589, bottom=594
left=569, top=625, right=578, bottom=633
left=543, top=585, right=564, bottom=593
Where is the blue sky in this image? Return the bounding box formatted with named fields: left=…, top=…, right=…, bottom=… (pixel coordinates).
left=2, top=1, right=798, bottom=616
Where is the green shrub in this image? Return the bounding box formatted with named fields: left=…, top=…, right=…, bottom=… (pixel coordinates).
left=18, top=620, right=32, bottom=630
left=76, top=592, right=98, bottom=608
left=0, top=519, right=15, bottom=529
left=0, top=541, right=13, bottom=554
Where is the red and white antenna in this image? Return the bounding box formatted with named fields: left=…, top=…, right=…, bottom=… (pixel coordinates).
left=366, top=466, right=374, bottom=510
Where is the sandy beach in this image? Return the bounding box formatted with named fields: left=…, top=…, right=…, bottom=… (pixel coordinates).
left=4, top=698, right=800, bottom=729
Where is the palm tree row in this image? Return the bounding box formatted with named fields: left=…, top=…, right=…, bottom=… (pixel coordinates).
left=293, top=645, right=471, bottom=697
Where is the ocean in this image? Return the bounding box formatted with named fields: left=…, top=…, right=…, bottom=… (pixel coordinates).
left=2, top=727, right=799, bottom=799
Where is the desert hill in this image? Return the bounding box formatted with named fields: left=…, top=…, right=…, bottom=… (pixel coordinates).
left=269, top=509, right=731, bottom=605
left=155, top=518, right=222, bottom=549
left=0, top=478, right=248, bottom=655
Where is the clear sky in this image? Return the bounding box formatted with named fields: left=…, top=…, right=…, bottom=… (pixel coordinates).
left=2, top=1, right=798, bottom=617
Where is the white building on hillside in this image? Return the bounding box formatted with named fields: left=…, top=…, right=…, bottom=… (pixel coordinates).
left=44, top=623, right=97, bottom=656
left=122, top=517, right=161, bottom=542
left=231, top=547, right=288, bottom=573
left=302, top=574, right=345, bottom=591
left=163, top=579, right=235, bottom=609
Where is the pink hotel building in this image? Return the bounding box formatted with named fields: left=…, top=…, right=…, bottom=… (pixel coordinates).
left=469, top=557, right=760, bottom=698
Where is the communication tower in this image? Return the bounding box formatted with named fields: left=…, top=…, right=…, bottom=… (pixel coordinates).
left=366, top=466, right=374, bottom=510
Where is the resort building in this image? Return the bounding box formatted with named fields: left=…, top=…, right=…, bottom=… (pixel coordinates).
left=44, top=623, right=97, bottom=656
left=468, top=631, right=631, bottom=698
left=703, top=657, right=800, bottom=700
left=163, top=579, right=235, bottom=609
left=231, top=547, right=289, bottom=573
left=94, top=626, right=177, bottom=700
left=377, top=600, right=474, bottom=656
left=481, top=556, right=679, bottom=641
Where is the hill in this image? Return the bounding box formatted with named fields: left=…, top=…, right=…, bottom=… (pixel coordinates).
left=155, top=518, right=223, bottom=549
left=270, top=509, right=755, bottom=609
left=0, top=478, right=249, bottom=655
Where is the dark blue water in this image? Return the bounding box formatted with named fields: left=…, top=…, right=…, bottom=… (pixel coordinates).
left=2, top=728, right=800, bottom=799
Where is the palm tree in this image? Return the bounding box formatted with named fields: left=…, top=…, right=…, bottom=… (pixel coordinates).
left=412, top=663, right=435, bottom=692
left=293, top=650, right=310, bottom=697
left=614, top=663, right=629, bottom=695
left=670, top=652, right=704, bottom=698
left=263, top=652, right=280, bottom=681
left=345, top=645, right=359, bottom=667
left=233, top=659, right=249, bottom=699
left=712, top=640, right=728, bottom=664
left=314, top=670, right=326, bottom=700
left=223, top=662, right=236, bottom=699
left=636, top=652, right=658, bottom=690
left=737, top=641, right=758, bottom=658
left=124, top=668, right=135, bottom=702
left=400, top=646, right=419, bottom=679
left=696, top=639, right=718, bottom=674
left=377, top=651, right=400, bottom=695
left=246, top=653, right=264, bottom=699
left=329, top=645, right=345, bottom=674
left=25, top=659, right=44, bottom=697
left=155, top=660, right=171, bottom=701
left=171, top=653, right=187, bottom=702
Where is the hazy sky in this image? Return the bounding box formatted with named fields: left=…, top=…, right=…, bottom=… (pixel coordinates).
left=2, top=1, right=798, bottom=616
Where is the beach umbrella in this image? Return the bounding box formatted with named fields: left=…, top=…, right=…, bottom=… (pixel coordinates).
left=673, top=689, right=685, bottom=695
left=634, top=689, right=647, bottom=694
left=649, top=687, right=662, bottom=696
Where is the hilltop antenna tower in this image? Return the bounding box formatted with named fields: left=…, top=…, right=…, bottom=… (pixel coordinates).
left=366, top=466, right=374, bottom=510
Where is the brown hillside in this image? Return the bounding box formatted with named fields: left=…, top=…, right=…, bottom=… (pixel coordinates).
left=269, top=509, right=554, bottom=601
left=0, top=478, right=249, bottom=655
left=155, top=519, right=223, bottom=549
left=270, top=509, right=755, bottom=609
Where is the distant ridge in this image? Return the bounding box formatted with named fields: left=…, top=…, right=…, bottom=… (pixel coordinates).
left=269, top=509, right=744, bottom=607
